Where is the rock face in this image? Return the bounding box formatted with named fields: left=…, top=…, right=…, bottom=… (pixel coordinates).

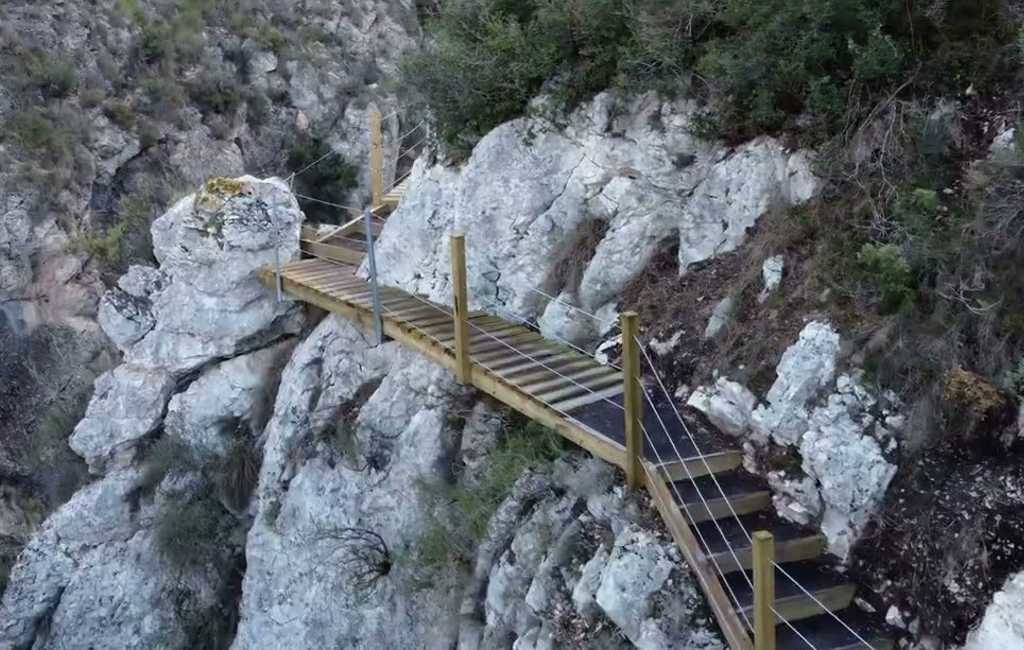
left=0, top=471, right=238, bottom=649
left=1, top=177, right=305, bottom=648
left=72, top=177, right=304, bottom=473
left=232, top=315, right=470, bottom=649
left=963, top=571, right=1024, bottom=649
left=374, top=92, right=817, bottom=346
left=462, top=458, right=722, bottom=650
left=688, top=322, right=900, bottom=559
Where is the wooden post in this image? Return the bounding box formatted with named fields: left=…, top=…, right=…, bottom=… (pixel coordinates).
left=753, top=530, right=776, bottom=650
left=369, top=109, right=383, bottom=208
left=450, top=234, right=472, bottom=384
left=621, top=312, right=643, bottom=490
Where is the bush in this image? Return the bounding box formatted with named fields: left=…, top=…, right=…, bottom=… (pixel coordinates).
left=217, top=436, right=261, bottom=512
left=859, top=243, right=916, bottom=314
left=154, top=497, right=224, bottom=568
left=404, top=0, right=1020, bottom=146
left=103, top=99, right=136, bottom=130
left=23, top=49, right=79, bottom=99
left=412, top=419, right=563, bottom=571
left=188, top=71, right=244, bottom=116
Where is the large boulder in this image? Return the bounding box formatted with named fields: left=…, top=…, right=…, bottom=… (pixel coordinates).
left=73, top=176, right=305, bottom=473
left=750, top=321, right=841, bottom=446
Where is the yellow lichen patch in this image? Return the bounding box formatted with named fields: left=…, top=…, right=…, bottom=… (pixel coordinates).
left=943, top=368, right=1007, bottom=419
left=195, top=177, right=250, bottom=211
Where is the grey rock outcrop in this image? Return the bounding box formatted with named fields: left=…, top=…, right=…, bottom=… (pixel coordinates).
left=71, top=177, right=304, bottom=472
left=758, top=255, right=784, bottom=303
left=686, top=378, right=757, bottom=439
left=374, top=92, right=817, bottom=346
left=232, top=315, right=473, bottom=649
left=750, top=321, right=841, bottom=446
left=0, top=471, right=237, bottom=649
left=688, top=322, right=899, bottom=559
left=463, top=458, right=723, bottom=650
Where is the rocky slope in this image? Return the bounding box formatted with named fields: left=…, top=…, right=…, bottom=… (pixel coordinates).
left=0, top=0, right=417, bottom=581
left=2, top=3, right=1024, bottom=647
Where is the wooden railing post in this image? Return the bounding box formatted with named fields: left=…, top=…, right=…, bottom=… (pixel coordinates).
left=450, top=234, right=472, bottom=384
left=621, top=312, right=643, bottom=490
left=753, top=530, right=776, bottom=650
left=369, top=109, right=384, bottom=208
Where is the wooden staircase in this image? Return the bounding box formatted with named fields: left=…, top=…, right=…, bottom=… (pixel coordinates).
left=270, top=109, right=896, bottom=650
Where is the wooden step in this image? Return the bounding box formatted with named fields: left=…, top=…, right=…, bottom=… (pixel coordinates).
left=671, top=471, right=771, bottom=524
left=774, top=608, right=894, bottom=650
left=655, top=449, right=743, bottom=482
left=490, top=350, right=577, bottom=374
left=693, top=511, right=826, bottom=574
left=549, top=384, right=624, bottom=414
left=728, top=561, right=856, bottom=627
left=534, top=371, right=623, bottom=404
left=519, top=364, right=618, bottom=394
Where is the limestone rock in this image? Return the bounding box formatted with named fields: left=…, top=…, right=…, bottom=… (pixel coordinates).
left=703, top=295, right=737, bottom=340
left=751, top=321, right=840, bottom=445
left=232, top=315, right=473, bottom=649
left=963, top=571, right=1024, bottom=649
left=69, top=365, right=176, bottom=473
left=0, top=471, right=234, bottom=649
left=164, top=339, right=298, bottom=459
left=373, top=92, right=817, bottom=347
left=594, top=526, right=675, bottom=642
left=759, top=255, right=785, bottom=303
left=799, top=389, right=897, bottom=560
left=767, top=471, right=823, bottom=527
left=98, top=265, right=167, bottom=352
left=687, top=378, right=757, bottom=438
left=130, top=176, right=304, bottom=374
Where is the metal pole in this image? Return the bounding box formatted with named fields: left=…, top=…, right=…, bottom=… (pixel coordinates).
left=621, top=312, right=643, bottom=490
left=363, top=209, right=384, bottom=346
left=753, top=531, right=776, bottom=650
left=450, top=233, right=472, bottom=384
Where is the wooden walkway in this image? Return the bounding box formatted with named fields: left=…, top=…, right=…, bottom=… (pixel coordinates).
left=260, top=256, right=892, bottom=650
left=263, top=111, right=893, bottom=650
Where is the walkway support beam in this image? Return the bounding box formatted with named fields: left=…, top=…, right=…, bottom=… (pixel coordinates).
left=621, top=311, right=643, bottom=490
left=450, top=234, right=472, bottom=384
left=369, top=109, right=384, bottom=208
left=753, top=530, right=776, bottom=650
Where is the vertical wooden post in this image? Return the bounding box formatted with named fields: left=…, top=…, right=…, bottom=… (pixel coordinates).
left=753, top=531, right=776, bottom=650
left=369, top=109, right=384, bottom=209
left=621, top=312, right=643, bottom=490
left=450, top=234, right=472, bottom=385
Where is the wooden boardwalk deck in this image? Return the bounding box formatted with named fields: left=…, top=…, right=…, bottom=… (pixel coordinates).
left=260, top=249, right=894, bottom=650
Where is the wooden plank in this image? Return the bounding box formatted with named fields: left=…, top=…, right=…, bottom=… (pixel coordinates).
left=710, top=534, right=826, bottom=575
left=622, top=312, right=643, bottom=491
left=286, top=265, right=352, bottom=283
left=549, top=384, right=623, bottom=414
left=468, top=331, right=542, bottom=355
left=370, top=110, right=384, bottom=208
left=657, top=450, right=744, bottom=482
left=646, top=468, right=754, bottom=650
left=474, top=339, right=561, bottom=364
left=684, top=492, right=772, bottom=525
left=493, top=351, right=579, bottom=376
left=509, top=358, right=599, bottom=386
left=745, top=584, right=856, bottom=628
left=519, top=365, right=618, bottom=394
left=301, top=240, right=364, bottom=265
left=535, top=372, right=623, bottom=404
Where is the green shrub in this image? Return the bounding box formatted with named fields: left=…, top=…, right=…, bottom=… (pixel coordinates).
left=67, top=221, right=130, bottom=266
left=411, top=420, right=563, bottom=572
left=103, top=99, right=136, bottom=129
left=859, top=243, right=916, bottom=314
left=24, top=50, right=79, bottom=99
left=1003, top=358, right=1024, bottom=397
left=188, top=71, right=244, bottom=116
left=404, top=0, right=1019, bottom=146
left=217, top=437, right=261, bottom=512
left=154, top=497, right=224, bottom=568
